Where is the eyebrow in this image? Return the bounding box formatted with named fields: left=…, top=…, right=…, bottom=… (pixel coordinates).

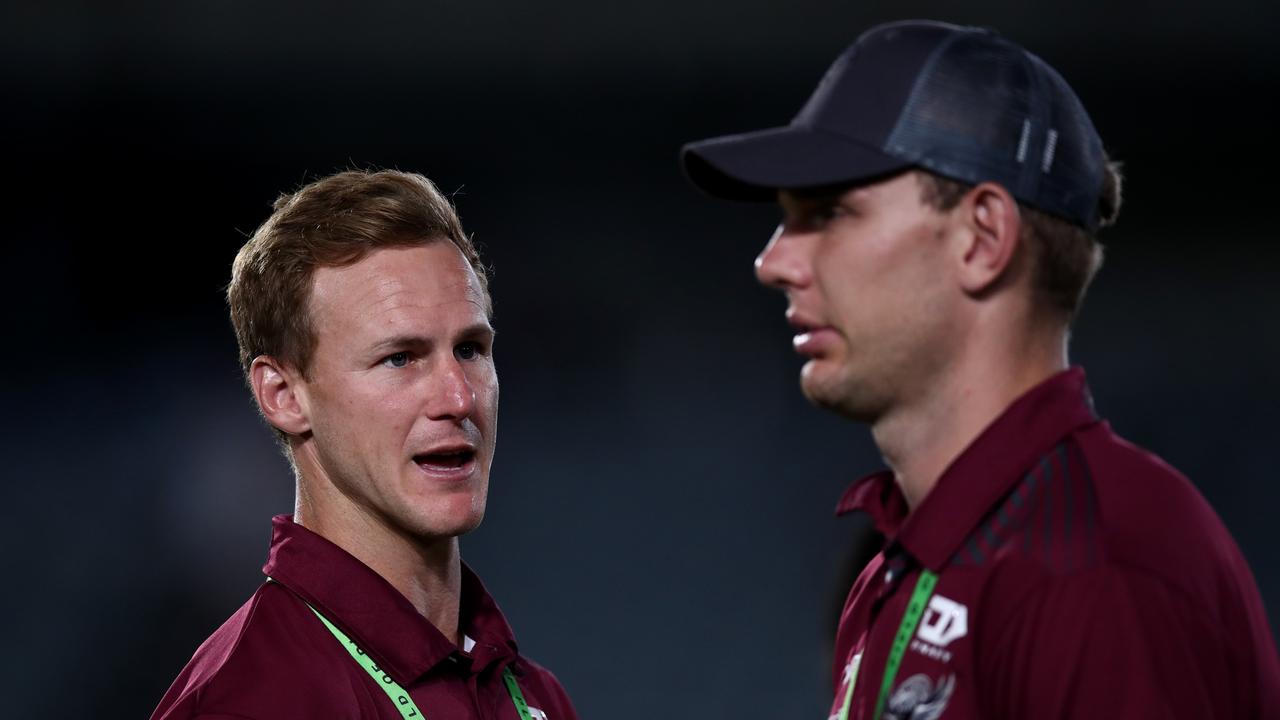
left=781, top=189, right=841, bottom=212
left=367, top=323, right=496, bottom=355
left=779, top=194, right=838, bottom=226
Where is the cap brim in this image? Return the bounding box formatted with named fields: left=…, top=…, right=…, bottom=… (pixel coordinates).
left=681, top=125, right=912, bottom=201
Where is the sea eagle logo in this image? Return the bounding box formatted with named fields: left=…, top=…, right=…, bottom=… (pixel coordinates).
left=883, top=673, right=955, bottom=720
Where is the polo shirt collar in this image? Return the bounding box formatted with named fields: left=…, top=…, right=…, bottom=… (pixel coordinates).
left=836, top=367, right=1100, bottom=571
left=262, top=515, right=520, bottom=685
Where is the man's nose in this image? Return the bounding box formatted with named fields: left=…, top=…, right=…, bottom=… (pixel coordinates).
left=426, top=358, right=476, bottom=421
left=754, top=223, right=812, bottom=290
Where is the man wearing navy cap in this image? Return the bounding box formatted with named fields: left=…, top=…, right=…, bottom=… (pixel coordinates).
left=682, top=20, right=1279, bottom=720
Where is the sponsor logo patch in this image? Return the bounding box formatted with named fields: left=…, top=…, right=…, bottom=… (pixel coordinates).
left=916, top=595, right=967, bottom=647
left=911, top=594, right=967, bottom=664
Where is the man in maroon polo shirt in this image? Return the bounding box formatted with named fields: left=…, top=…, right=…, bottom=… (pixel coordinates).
left=152, top=170, right=578, bottom=720
left=681, top=19, right=1279, bottom=720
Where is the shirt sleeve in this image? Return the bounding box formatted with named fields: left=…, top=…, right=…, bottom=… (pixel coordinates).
left=980, top=564, right=1230, bottom=719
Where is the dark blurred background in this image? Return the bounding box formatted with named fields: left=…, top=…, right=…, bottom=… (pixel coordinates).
left=3, top=1, right=1278, bottom=717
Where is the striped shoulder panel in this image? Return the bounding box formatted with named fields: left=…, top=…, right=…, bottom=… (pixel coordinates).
left=949, top=440, right=1099, bottom=573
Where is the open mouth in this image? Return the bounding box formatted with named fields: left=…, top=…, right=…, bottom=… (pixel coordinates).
left=413, top=449, right=476, bottom=471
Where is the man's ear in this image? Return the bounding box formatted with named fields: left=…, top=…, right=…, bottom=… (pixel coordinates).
left=250, top=356, right=311, bottom=436
left=955, top=182, right=1023, bottom=296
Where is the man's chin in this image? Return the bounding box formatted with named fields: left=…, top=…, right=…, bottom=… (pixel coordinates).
left=446, top=513, right=486, bottom=538
left=800, top=367, right=880, bottom=423
left=799, top=363, right=845, bottom=409
left=410, top=509, right=486, bottom=542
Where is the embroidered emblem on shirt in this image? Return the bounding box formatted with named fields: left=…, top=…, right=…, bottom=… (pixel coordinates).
left=883, top=673, right=955, bottom=720
left=910, top=594, right=967, bottom=663
left=916, top=595, right=967, bottom=647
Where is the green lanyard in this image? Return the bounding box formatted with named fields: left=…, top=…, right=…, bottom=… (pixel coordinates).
left=304, top=600, right=535, bottom=720
left=837, top=568, right=939, bottom=720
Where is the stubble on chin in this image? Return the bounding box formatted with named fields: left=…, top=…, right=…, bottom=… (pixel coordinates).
left=400, top=476, right=490, bottom=541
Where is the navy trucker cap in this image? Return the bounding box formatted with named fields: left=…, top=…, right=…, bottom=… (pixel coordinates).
left=681, top=20, right=1108, bottom=230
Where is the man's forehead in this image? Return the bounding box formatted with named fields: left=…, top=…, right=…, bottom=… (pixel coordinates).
left=309, top=245, right=491, bottom=329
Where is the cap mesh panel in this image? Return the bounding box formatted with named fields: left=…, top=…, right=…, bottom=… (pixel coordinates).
left=885, top=33, right=1103, bottom=228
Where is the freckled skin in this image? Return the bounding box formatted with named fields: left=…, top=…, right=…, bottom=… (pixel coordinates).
left=295, top=243, right=498, bottom=548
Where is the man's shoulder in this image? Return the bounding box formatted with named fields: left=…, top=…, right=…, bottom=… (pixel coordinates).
left=1077, top=422, right=1202, bottom=505
left=979, top=424, right=1274, bottom=658
left=1073, top=423, right=1239, bottom=574
left=152, top=581, right=354, bottom=720
left=514, top=655, right=580, bottom=720
left=183, top=581, right=331, bottom=675
left=974, top=425, right=1252, bottom=618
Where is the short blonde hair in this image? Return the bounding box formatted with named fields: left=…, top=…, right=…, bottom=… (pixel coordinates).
left=228, top=169, right=488, bottom=384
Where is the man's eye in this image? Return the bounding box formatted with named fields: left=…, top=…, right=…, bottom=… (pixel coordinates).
left=812, top=205, right=849, bottom=226
left=383, top=352, right=411, bottom=368
left=455, top=342, right=483, bottom=361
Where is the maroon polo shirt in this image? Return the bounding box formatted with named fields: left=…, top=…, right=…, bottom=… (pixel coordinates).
left=830, top=368, right=1280, bottom=719
left=152, top=515, right=578, bottom=720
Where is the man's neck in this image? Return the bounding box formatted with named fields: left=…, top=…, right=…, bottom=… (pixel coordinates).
left=872, top=331, right=1068, bottom=511
left=293, top=473, right=464, bottom=646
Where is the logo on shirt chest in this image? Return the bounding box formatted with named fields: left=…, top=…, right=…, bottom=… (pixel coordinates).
left=909, top=594, right=967, bottom=664
left=884, top=672, right=955, bottom=720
